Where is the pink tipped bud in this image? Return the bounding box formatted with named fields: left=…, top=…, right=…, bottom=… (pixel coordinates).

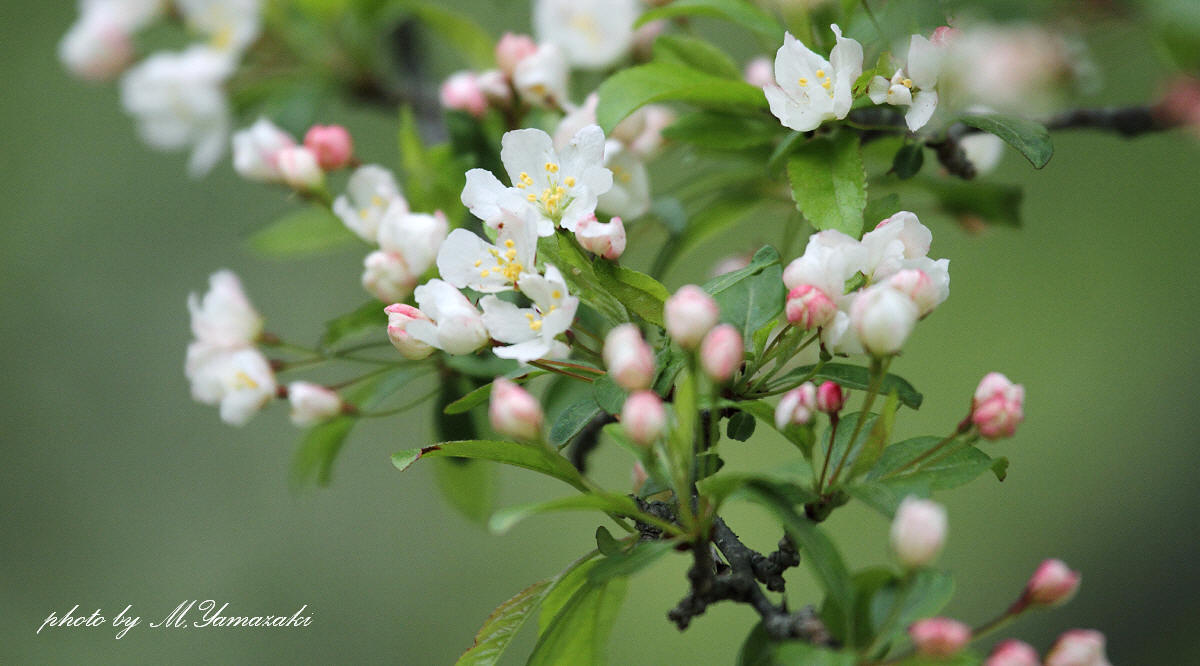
left=744, top=56, right=774, bottom=88
left=887, top=268, right=941, bottom=317
left=986, top=640, right=1040, bottom=666
left=890, top=496, right=947, bottom=568
left=603, top=324, right=655, bottom=391
left=303, top=124, right=354, bottom=170
left=775, top=383, right=817, bottom=429
left=1022, top=559, right=1081, bottom=607
left=930, top=26, right=961, bottom=47
left=440, top=71, right=489, bottom=118
left=815, top=381, right=846, bottom=414
left=384, top=304, right=435, bottom=360
left=1045, top=630, right=1111, bottom=666
left=664, top=285, right=720, bottom=349
left=489, top=377, right=544, bottom=441
left=631, top=461, right=648, bottom=494
left=287, top=381, right=342, bottom=427
left=622, top=390, right=666, bottom=447
left=971, top=372, right=1025, bottom=439
left=786, top=284, right=837, bottom=329
left=477, top=69, right=512, bottom=106
left=700, top=324, right=744, bottom=383
left=909, top=618, right=971, bottom=657
left=852, top=285, right=919, bottom=356
left=495, top=32, right=538, bottom=77
left=575, top=215, right=627, bottom=259
left=276, top=146, right=324, bottom=190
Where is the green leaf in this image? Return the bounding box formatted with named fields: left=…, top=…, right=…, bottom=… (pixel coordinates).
left=655, top=196, right=768, bottom=274
left=596, top=63, right=767, bottom=133
left=528, top=567, right=628, bottom=666
left=891, top=143, right=925, bottom=179
left=549, top=396, right=604, bottom=447
left=398, top=0, right=494, bottom=68
left=433, top=458, right=495, bottom=525
left=721, top=399, right=815, bottom=457
left=663, top=112, right=781, bottom=150
left=455, top=578, right=553, bottom=666
left=319, top=300, right=385, bottom=349
left=772, top=363, right=923, bottom=409
left=922, top=178, right=1023, bottom=228
left=698, top=464, right=818, bottom=508
left=653, top=34, right=741, bottom=80
left=488, top=493, right=641, bottom=534
left=637, top=0, right=783, bottom=41
left=703, top=245, right=780, bottom=295
left=867, top=569, right=955, bottom=654
left=592, top=373, right=626, bottom=415
left=958, top=113, right=1053, bottom=169
left=788, top=133, right=868, bottom=237
left=863, top=193, right=902, bottom=226
left=398, top=106, right=470, bottom=214
left=850, top=437, right=1001, bottom=517
left=848, top=392, right=900, bottom=480
left=587, top=540, right=675, bottom=583
left=248, top=205, right=358, bottom=258
left=738, top=622, right=858, bottom=666
left=393, top=440, right=587, bottom=492
left=291, top=416, right=355, bottom=487
left=591, top=261, right=671, bottom=327
left=726, top=411, right=757, bottom=441
left=711, top=251, right=785, bottom=344
left=442, top=371, right=547, bottom=415
left=595, top=526, right=623, bottom=557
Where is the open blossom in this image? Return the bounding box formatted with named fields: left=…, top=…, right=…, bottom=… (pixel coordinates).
left=891, top=496, right=947, bottom=568
left=232, top=117, right=295, bottom=183
left=333, top=165, right=407, bottom=243
left=783, top=230, right=865, bottom=329
left=604, top=324, right=655, bottom=391
left=1045, top=630, right=1111, bottom=666
left=363, top=208, right=447, bottom=302
left=175, top=0, right=262, bottom=55
left=275, top=146, right=324, bottom=190
left=868, top=34, right=942, bottom=131
left=489, top=377, right=544, bottom=441
left=775, top=383, right=817, bottom=428
left=405, top=280, right=489, bottom=355
left=513, top=43, right=569, bottom=108
left=574, top=215, right=626, bottom=259
left=186, top=345, right=276, bottom=426
left=120, top=45, right=233, bottom=176
left=765, top=26, right=863, bottom=132
left=598, top=140, right=651, bottom=219
left=287, top=381, right=341, bottom=427
left=385, top=304, right=435, bottom=360
left=533, top=0, right=638, bottom=69
left=972, top=372, right=1025, bottom=439
left=362, top=251, right=417, bottom=303
left=462, top=125, right=612, bottom=235
left=438, top=210, right=539, bottom=293
left=59, top=0, right=164, bottom=81
left=188, top=269, right=262, bottom=348
left=480, top=266, right=578, bottom=362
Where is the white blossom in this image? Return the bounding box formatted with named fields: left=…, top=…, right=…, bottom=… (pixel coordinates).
left=480, top=266, right=577, bottom=362
left=185, top=344, right=276, bottom=426
left=533, top=0, right=639, bottom=70
left=333, top=165, right=407, bottom=243
left=513, top=43, right=570, bottom=108
left=765, top=26, right=863, bottom=132
left=175, top=0, right=262, bottom=56
left=287, top=381, right=341, bottom=427
left=59, top=0, right=165, bottom=81
left=231, top=117, right=295, bottom=183
left=867, top=35, right=942, bottom=131
left=406, top=280, right=490, bottom=355
left=437, top=209, right=539, bottom=293
left=188, top=269, right=263, bottom=348
left=598, top=140, right=650, bottom=220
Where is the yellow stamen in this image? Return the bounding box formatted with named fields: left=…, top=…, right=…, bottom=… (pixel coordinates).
left=480, top=270, right=490, bottom=278
left=545, top=162, right=559, bottom=173
left=564, top=177, right=576, bottom=187
left=473, top=259, right=482, bottom=267
left=902, top=78, right=913, bottom=88
left=371, top=195, right=384, bottom=207
left=815, top=69, right=825, bottom=78
left=551, top=290, right=561, bottom=299
left=529, top=320, right=543, bottom=331
left=821, top=80, right=832, bottom=90
left=504, top=239, right=515, bottom=248
left=527, top=193, right=537, bottom=202
left=505, top=249, right=517, bottom=260
left=798, top=78, right=808, bottom=86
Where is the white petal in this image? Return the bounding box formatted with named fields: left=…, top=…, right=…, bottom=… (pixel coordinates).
left=500, top=128, right=557, bottom=191
left=868, top=76, right=891, bottom=104
left=829, top=24, right=864, bottom=119
left=905, top=90, right=938, bottom=131
left=480, top=296, right=538, bottom=343
left=493, top=338, right=552, bottom=363
left=906, top=34, right=941, bottom=90
left=461, top=168, right=509, bottom=226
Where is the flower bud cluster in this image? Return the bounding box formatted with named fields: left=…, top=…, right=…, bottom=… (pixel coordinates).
left=233, top=118, right=356, bottom=190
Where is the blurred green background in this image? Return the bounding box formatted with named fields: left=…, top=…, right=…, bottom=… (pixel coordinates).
left=4, top=1, right=1200, bottom=663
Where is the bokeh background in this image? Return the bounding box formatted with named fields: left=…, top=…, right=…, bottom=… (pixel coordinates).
left=4, top=1, right=1200, bottom=663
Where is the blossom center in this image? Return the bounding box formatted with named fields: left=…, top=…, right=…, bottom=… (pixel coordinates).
left=515, top=162, right=574, bottom=220
left=478, top=238, right=524, bottom=283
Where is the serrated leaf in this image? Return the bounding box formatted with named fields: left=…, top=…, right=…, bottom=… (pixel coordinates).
left=958, top=113, right=1053, bottom=169
left=248, top=205, right=358, bottom=258
left=393, top=440, right=587, bottom=492
left=663, top=112, right=780, bottom=150
left=596, top=63, right=766, bottom=133
left=788, top=133, right=868, bottom=237
left=591, top=261, right=671, bottom=327
left=528, top=566, right=628, bottom=666
left=771, top=363, right=923, bottom=409
left=637, top=0, right=783, bottom=41
left=653, top=34, right=741, bottom=80
left=710, top=251, right=785, bottom=344
left=592, top=373, right=626, bottom=415
left=319, top=300, right=386, bottom=349
left=455, top=579, right=553, bottom=666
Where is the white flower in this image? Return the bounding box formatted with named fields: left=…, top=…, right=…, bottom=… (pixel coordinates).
left=119, top=45, right=234, bottom=176
left=437, top=210, right=539, bottom=293
left=275, top=146, right=324, bottom=190
left=378, top=208, right=447, bottom=277
left=783, top=230, right=866, bottom=297
left=287, top=381, right=342, bottom=427
left=850, top=284, right=919, bottom=356
left=575, top=215, right=626, bottom=259
left=231, top=117, right=295, bottom=182
left=185, top=344, right=276, bottom=426
left=175, top=0, right=262, bottom=55
left=406, top=280, right=490, bottom=355
left=462, top=125, right=612, bottom=234
left=765, top=26, right=863, bottom=132
left=384, top=304, right=436, bottom=360
left=867, top=34, right=942, bottom=131
left=859, top=211, right=933, bottom=281
left=513, top=43, right=570, bottom=108
left=890, top=496, right=947, bottom=568
left=533, top=0, right=639, bottom=69
left=332, top=165, right=407, bottom=243
left=362, top=250, right=417, bottom=303
left=59, top=0, right=163, bottom=81
left=480, top=266, right=578, bottom=362
left=188, top=269, right=262, bottom=347
left=598, top=140, right=650, bottom=220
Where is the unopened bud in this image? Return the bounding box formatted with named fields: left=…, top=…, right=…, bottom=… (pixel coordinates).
left=664, top=285, right=720, bottom=349
left=909, top=618, right=971, bottom=657
left=886, top=268, right=941, bottom=317
left=971, top=372, right=1025, bottom=439
left=930, top=25, right=961, bottom=46
left=489, top=377, right=543, bottom=441
left=775, top=383, right=817, bottom=429
left=815, top=381, right=845, bottom=414
left=603, top=324, right=655, bottom=391
left=477, top=69, right=512, bottom=106
left=851, top=285, right=918, bottom=356
left=362, top=251, right=416, bottom=303
left=700, top=324, right=743, bottom=383
left=890, top=496, right=947, bottom=568
left=575, top=215, right=626, bottom=259
left=495, top=32, right=538, bottom=77
left=287, top=381, right=342, bottom=427
left=276, top=146, right=324, bottom=190
left=304, top=124, right=354, bottom=170
left=1045, top=630, right=1111, bottom=666
left=986, top=640, right=1040, bottom=666
left=1022, top=559, right=1080, bottom=607
left=786, top=284, right=837, bottom=329
left=384, top=303, right=435, bottom=360
left=440, top=71, right=489, bottom=118
left=744, top=56, right=774, bottom=88
left=622, top=390, right=666, bottom=447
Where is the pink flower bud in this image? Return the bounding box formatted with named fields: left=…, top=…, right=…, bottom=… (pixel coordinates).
left=786, top=284, right=838, bottom=329
left=775, top=383, right=817, bottom=429
left=891, top=496, right=947, bottom=568
left=1045, top=630, right=1111, bottom=666
left=489, top=377, right=544, bottom=441
left=1022, top=559, right=1081, bottom=607
left=362, top=251, right=416, bottom=303
left=303, top=124, right=354, bottom=171
left=575, top=215, right=626, bottom=259
left=930, top=26, right=961, bottom=47
left=287, top=381, right=342, bottom=427
left=622, top=390, right=666, bottom=447
left=477, top=69, right=513, bottom=106
left=851, top=285, right=919, bottom=356
left=276, top=146, right=324, bottom=190
left=603, top=324, right=655, bottom=391
left=59, top=8, right=135, bottom=82
left=971, top=372, right=1025, bottom=439
left=495, top=32, right=538, bottom=77
left=700, top=324, right=744, bottom=383
left=816, top=381, right=845, bottom=414
left=384, top=304, right=435, bottom=360
left=664, top=285, right=720, bottom=349
left=631, top=461, right=648, bottom=494
left=744, top=56, right=774, bottom=88
left=909, top=618, right=971, bottom=657
left=440, top=71, right=488, bottom=118
left=986, top=640, right=1040, bottom=666
left=887, top=268, right=941, bottom=317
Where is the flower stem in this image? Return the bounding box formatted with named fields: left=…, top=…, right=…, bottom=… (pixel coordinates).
left=528, top=360, right=595, bottom=383
left=826, top=357, right=889, bottom=488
